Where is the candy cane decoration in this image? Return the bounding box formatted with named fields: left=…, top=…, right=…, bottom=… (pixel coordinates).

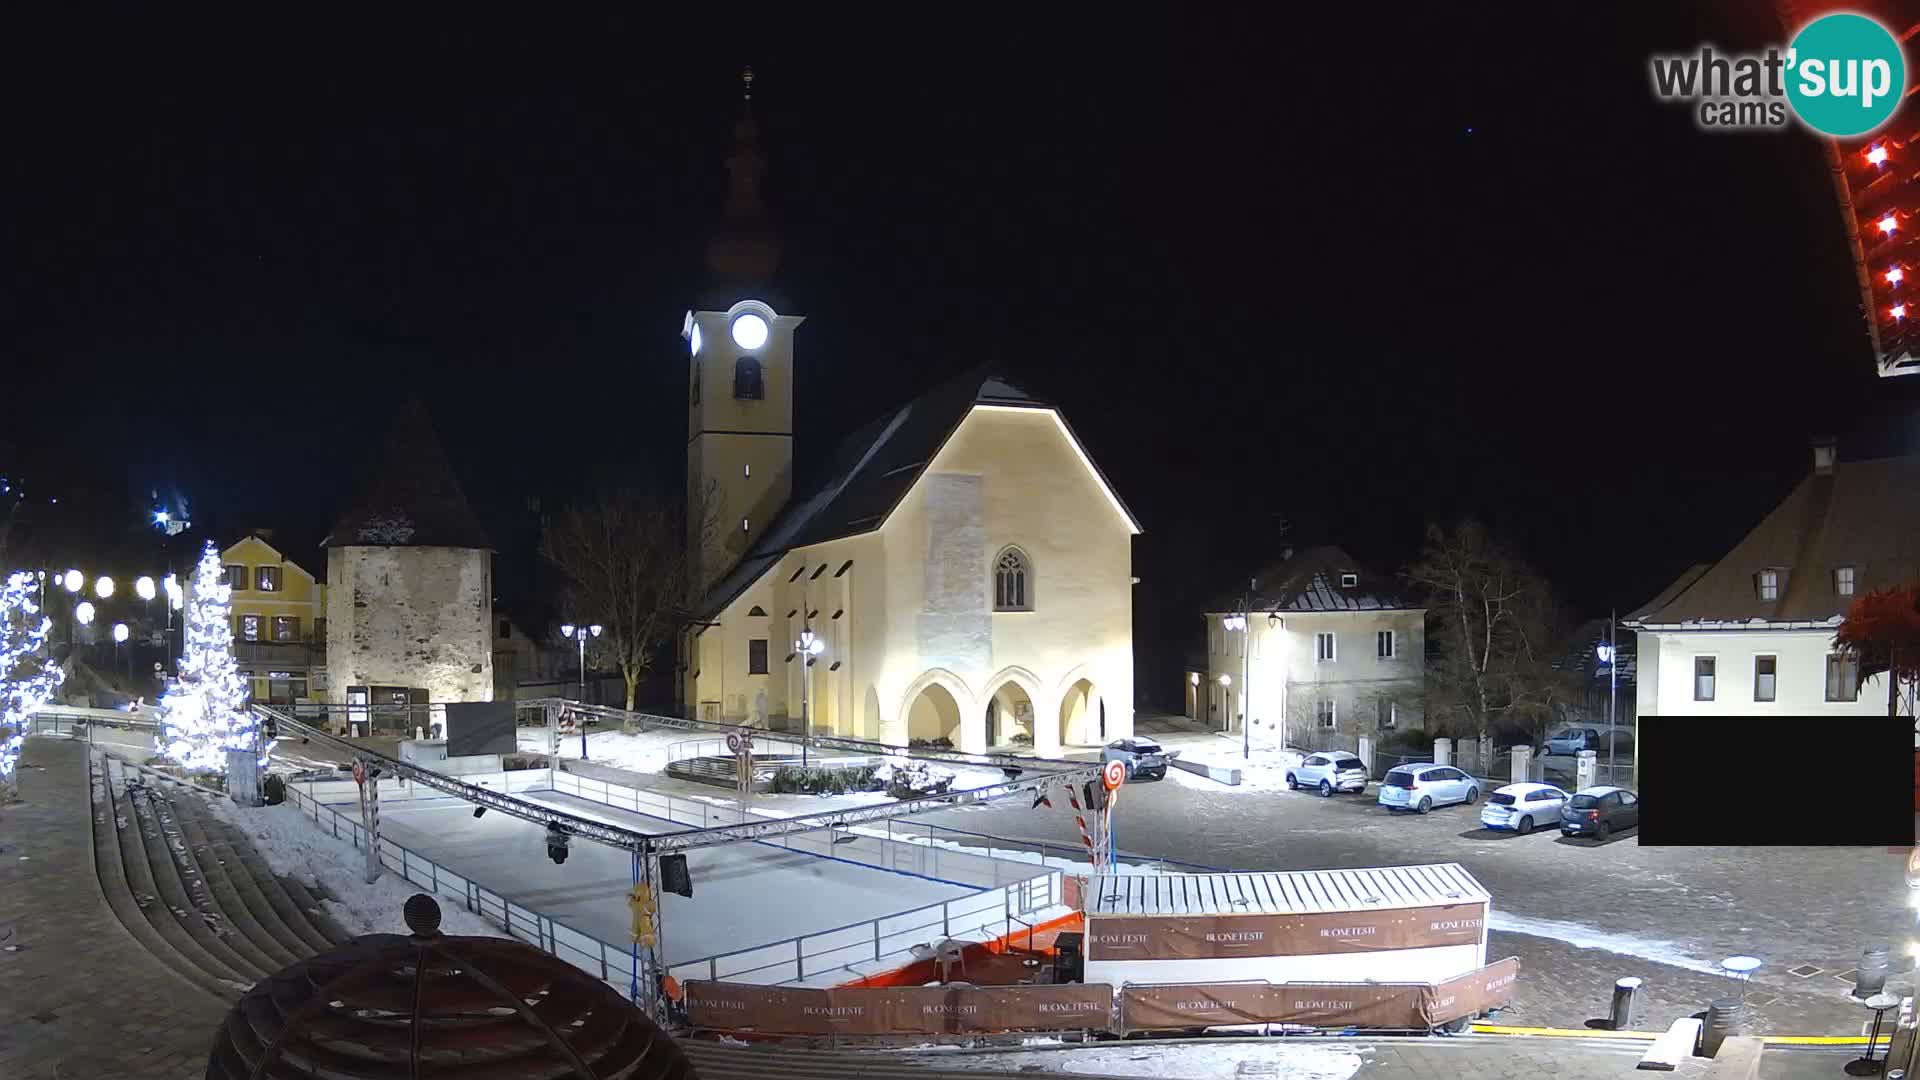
left=1064, top=783, right=1098, bottom=867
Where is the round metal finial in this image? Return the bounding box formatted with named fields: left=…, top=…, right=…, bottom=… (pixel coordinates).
left=402, top=893, right=442, bottom=937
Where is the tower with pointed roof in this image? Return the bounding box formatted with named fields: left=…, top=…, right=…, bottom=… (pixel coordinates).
left=323, top=400, right=496, bottom=723
left=684, top=68, right=804, bottom=596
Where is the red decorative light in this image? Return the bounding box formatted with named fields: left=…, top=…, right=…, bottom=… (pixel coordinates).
left=1893, top=303, right=1908, bottom=320
left=1881, top=214, right=1900, bottom=235
left=1890, top=267, right=1906, bottom=286
left=1868, top=144, right=1890, bottom=166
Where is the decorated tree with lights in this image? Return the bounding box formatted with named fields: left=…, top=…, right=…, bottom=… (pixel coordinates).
left=1, top=571, right=64, bottom=799
left=159, top=541, right=255, bottom=771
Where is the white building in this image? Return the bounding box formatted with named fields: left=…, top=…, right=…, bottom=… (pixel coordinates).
left=1624, top=441, right=1919, bottom=720
left=1192, top=547, right=1426, bottom=747
left=676, top=76, right=1141, bottom=755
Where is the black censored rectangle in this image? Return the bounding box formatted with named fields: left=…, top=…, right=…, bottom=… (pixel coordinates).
left=1637, top=716, right=1914, bottom=847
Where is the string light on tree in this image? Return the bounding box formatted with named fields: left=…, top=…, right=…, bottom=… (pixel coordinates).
left=158, top=540, right=254, bottom=771
left=1869, top=144, right=1890, bottom=166
left=1, top=571, right=65, bottom=794
left=1881, top=214, right=1900, bottom=235
left=1889, top=267, right=1905, bottom=286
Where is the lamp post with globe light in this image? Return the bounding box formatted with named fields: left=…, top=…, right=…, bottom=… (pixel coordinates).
left=559, top=623, right=602, bottom=759
left=1595, top=611, right=1618, bottom=784
left=796, top=627, right=825, bottom=766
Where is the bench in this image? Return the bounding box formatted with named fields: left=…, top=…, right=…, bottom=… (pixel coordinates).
left=1637, top=1017, right=1702, bottom=1071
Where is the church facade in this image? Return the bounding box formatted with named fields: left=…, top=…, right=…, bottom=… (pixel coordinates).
left=677, top=75, right=1138, bottom=756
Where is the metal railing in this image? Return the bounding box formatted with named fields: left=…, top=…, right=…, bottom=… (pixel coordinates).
left=666, top=875, right=1058, bottom=986
left=879, top=818, right=1233, bottom=876
left=282, top=775, right=649, bottom=995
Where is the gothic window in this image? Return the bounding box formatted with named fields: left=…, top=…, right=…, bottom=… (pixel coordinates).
left=733, top=356, right=764, bottom=400
left=993, top=547, right=1033, bottom=611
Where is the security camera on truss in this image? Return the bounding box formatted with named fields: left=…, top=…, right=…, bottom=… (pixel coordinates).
left=546, top=823, right=571, bottom=865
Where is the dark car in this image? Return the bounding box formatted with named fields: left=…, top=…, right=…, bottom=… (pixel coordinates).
left=1560, top=786, right=1640, bottom=840
left=1101, top=738, right=1170, bottom=780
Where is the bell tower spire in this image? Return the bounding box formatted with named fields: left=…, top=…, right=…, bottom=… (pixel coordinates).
left=685, top=67, right=801, bottom=597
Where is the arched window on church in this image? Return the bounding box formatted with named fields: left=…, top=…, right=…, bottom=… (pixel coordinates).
left=733, top=356, right=764, bottom=400
left=994, top=547, right=1033, bottom=611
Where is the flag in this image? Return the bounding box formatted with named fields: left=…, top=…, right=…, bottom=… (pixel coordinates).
left=1031, top=789, right=1052, bottom=810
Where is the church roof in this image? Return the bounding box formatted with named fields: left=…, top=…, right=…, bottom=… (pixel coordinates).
left=1205, top=546, right=1420, bottom=615
left=323, top=400, right=493, bottom=550
left=1625, top=451, right=1920, bottom=627
left=692, top=365, right=1138, bottom=621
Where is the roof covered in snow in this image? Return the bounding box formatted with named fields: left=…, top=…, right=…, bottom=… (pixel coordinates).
left=1085, top=862, right=1490, bottom=917
left=1208, top=546, right=1419, bottom=615
left=324, top=399, right=493, bottom=551
left=693, top=364, right=1141, bottom=620
left=1625, top=452, right=1920, bottom=627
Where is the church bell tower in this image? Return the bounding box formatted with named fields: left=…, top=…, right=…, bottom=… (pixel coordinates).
left=686, top=68, right=802, bottom=594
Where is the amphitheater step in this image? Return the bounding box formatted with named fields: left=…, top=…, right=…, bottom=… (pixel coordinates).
left=90, top=752, right=250, bottom=1000
left=148, top=784, right=304, bottom=970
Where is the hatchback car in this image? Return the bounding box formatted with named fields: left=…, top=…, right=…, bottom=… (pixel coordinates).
left=1102, top=737, right=1170, bottom=780
left=1560, top=786, right=1640, bottom=840
left=1544, top=727, right=1600, bottom=755
left=1288, top=751, right=1369, bottom=796
left=1376, top=764, right=1479, bottom=814
left=1479, top=782, right=1568, bottom=834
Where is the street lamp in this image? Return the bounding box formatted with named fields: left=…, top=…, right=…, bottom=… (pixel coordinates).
left=135, top=576, right=156, bottom=601
left=796, top=627, right=826, bottom=766
left=559, top=623, right=602, bottom=759
left=62, top=569, right=82, bottom=593
left=75, top=601, right=95, bottom=625
left=95, top=575, right=114, bottom=600
left=1595, top=612, right=1618, bottom=784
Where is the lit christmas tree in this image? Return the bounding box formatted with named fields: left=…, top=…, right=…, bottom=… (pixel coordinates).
left=159, top=541, right=254, bottom=771
left=1, top=571, right=64, bottom=797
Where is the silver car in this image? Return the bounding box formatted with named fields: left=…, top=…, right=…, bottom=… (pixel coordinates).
left=1288, top=751, right=1369, bottom=796
left=1376, top=763, right=1480, bottom=814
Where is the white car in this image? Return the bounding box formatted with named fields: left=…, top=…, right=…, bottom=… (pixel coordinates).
left=1377, top=764, right=1479, bottom=814
left=1478, top=782, right=1568, bottom=835
left=1287, top=751, right=1369, bottom=796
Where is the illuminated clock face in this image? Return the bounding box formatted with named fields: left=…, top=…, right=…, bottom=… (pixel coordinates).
left=731, top=312, right=769, bottom=351
left=690, top=322, right=703, bottom=356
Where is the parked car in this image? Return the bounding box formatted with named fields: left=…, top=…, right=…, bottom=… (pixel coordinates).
left=1102, top=737, right=1170, bottom=780
left=1560, top=785, right=1640, bottom=840
left=1544, top=727, right=1600, bottom=755
left=1478, top=782, right=1568, bottom=834
left=1376, top=764, right=1479, bottom=814
left=1288, top=751, right=1369, bottom=796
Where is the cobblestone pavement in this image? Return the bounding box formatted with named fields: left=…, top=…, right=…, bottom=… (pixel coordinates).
left=0, top=738, right=227, bottom=1080
left=919, top=724, right=1914, bottom=1036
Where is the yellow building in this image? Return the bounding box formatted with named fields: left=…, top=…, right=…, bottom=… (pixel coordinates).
left=219, top=533, right=327, bottom=704
left=675, top=86, right=1139, bottom=753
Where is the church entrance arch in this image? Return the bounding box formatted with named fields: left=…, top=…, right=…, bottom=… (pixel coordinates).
left=905, top=682, right=964, bottom=747
left=1058, top=677, right=1103, bottom=748
left=861, top=685, right=883, bottom=742
left=982, top=679, right=1037, bottom=749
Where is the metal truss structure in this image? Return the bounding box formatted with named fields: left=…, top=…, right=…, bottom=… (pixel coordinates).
left=254, top=703, right=1103, bottom=856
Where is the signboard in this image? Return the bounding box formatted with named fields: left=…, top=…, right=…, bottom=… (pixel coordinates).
left=1086, top=902, right=1487, bottom=962
left=686, top=982, right=1114, bottom=1035
left=445, top=700, right=516, bottom=756
left=1102, top=760, right=1127, bottom=792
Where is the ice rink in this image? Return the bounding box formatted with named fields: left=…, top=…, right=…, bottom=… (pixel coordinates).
left=320, top=787, right=979, bottom=968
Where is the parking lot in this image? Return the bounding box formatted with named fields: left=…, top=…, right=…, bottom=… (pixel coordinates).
left=927, top=752, right=1914, bottom=1035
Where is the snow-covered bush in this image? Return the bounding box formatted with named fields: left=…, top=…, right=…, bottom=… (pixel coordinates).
left=877, top=757, right=956, bottom=799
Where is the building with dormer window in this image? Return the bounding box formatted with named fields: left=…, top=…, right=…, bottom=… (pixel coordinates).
left=1624, top=440, right=1919, bottom=719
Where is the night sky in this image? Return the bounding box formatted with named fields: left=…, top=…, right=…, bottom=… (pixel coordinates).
left=7, top=4, right=1920, bottom=705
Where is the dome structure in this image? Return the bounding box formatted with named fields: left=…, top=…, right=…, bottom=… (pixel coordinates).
left=205, top=894, right=696, bottom=1079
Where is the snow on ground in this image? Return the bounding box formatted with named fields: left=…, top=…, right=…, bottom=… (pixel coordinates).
left=1166, top=743, right=1307, bottom=794
left=901, top=1039, right=1368, bottom=1079
left=1487, top=911, right=1727, bottom=976
left=203, top=794, right=505, bottom=940
left=518, top=726, right=690, bottom=774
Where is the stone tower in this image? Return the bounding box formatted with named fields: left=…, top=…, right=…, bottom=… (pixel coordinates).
left=685, top=67, right=804, bottom=595
left=323, top=401, right=495, bottom=720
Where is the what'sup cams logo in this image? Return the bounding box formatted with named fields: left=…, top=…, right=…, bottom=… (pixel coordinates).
left=1651, top=12, right=1906, bottom=136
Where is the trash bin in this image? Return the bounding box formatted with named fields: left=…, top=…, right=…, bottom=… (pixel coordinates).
left=1701, top=998, right=1744, bottom=1057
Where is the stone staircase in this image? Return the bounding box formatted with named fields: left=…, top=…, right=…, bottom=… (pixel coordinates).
left=87, top=749, right=352, bottom=1001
